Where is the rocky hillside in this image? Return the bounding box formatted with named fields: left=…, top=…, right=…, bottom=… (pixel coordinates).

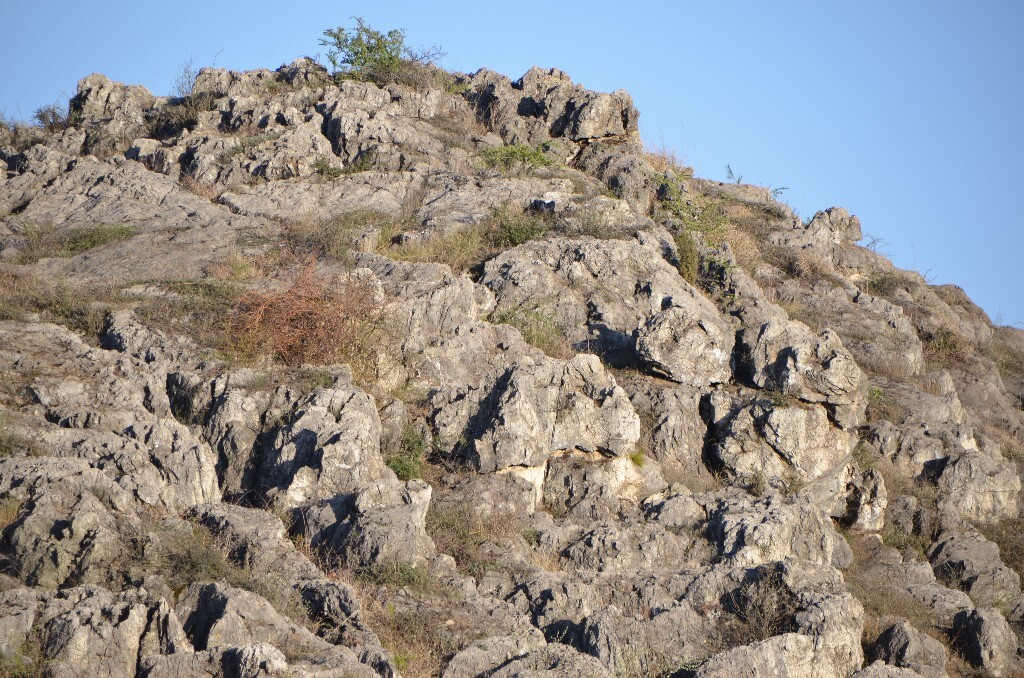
left=1, top=55, right=1023, bottom=678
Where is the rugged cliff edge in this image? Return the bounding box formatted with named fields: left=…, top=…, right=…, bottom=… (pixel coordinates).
left=1, top=56, right=1023, bottom=677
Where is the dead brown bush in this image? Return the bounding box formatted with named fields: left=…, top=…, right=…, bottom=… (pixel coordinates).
left=228, top=262, right=390, bottom=381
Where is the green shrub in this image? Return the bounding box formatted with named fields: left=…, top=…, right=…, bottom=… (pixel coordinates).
left=479, top=144, right=553, bottom=174
left=320, top=17, right=444, bottom=87
left=385, top=424, right=426, bottom=481
left=341, top=148, right=379, bottom=174
left=489, top=205, right=550, bottom=247
left=313, top=156, right=344, bottom=179
left=674, top=230, right=699, bottom=284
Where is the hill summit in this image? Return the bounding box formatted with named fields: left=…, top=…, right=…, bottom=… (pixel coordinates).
left=1, top=49, right=1023, bottom=677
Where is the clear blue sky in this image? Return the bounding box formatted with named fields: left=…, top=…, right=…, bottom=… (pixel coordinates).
left=5, top=1, right=1022, bottom=326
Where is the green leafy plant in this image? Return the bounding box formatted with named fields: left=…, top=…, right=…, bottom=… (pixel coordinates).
left=385, top=424, right=427, bottom=481
left=479, top=144, right=553, bottom=174
left=16, top=223, right=136, bottom=264
left=319, top=17, right=444, bottom=87
left=341, top=148, right=379, bottom=174
left=313, top=156, right=344, bottom=179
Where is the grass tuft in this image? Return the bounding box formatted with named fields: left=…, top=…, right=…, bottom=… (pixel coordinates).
left=490, top=305, right=572, bottom=359
left=479, top=144, right=553, bottom=174
left=15, top=223, right=136, bottom=264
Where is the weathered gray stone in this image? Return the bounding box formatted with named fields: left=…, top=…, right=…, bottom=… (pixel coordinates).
left=952, top=606, right=1019, bottom=676
left=738, top=318, right=868, bottom=429
left=708, top=390, right=855, bottom=488
left=871, top=621, right=948, bottom=678
left=430, top=354, right=640, bottom=473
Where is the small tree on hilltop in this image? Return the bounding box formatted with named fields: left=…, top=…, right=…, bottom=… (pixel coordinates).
left=319, top=17, right=445, bottom=87
left=315, top=17, right=444, bottom=87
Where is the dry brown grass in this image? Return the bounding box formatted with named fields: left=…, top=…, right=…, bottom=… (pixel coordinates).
left=206, top=249, right=264, bottom=282
left=227, top=262, right=390, bottom=379
left=978, top=517, right=1024, bottom=584
left=426, top=499, right=526, bottom=580
left=283, top=211, right=393, bottom=261
left=721, top=570, right=799, bottom=646
left=0, top=269, right=117, bottom=338
left=984, top=327, right=1024, bottom=383
left=644, top=143, right=693, bottom=177
left=12, top=222, right=137, bottom=264
left=382, top=205, right=553, bottom=273
left=133, top=515, right=312, bottom=630
left=0, top=497, right=21, bottom=532
left=384, top=227, right=489, bottom=273
left=489, top=305, right=572, bottom=359
left=844, top=534, right=941, bottom=652
left=865, top=386, right=908, bottom=425
left=922, top=326, right=974, bottom=369
left=361, top=597, right=471, bottom=678
left=179, top=174, right=225, bottom=202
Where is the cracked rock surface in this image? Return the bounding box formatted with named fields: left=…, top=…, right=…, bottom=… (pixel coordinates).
left=1, top=56, right=1022, bottom=677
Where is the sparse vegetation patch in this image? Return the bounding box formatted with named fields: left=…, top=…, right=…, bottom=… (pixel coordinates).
left=15, top=223, right=137, bottom=264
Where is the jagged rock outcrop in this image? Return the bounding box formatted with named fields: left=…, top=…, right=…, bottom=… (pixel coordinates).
left=430, top=354, right=641, bottom=473
left=2, top=49, right=1022, bottom=678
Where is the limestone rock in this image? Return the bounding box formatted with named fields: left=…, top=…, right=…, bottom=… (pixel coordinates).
left=69, top=73, right=156, bottom=155
left=738, top=318, right=868, bottom=429
left=871, top=621, right=948, bottom=678
left=480, top=229, right=725, bottom=361
left=635, top=300, right=734, bottom=386
left=259, top=379, right=386, bottom=508
left=708, top=390, right=855, bottom=488
left=952, top=607, right=1019, bottom=676
left=701, top=490, right=853, bottom=569
left=466, top=66, right=638, bottom=146
left=929, top=528, right=1022, bottom=610
left=430, top=354, right=640, bottom=473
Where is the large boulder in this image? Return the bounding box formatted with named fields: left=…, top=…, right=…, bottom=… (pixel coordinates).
left=737, top=318, right=868, bottom=429
left=952, top=607, right=1019, bottom=676
left=430, top=354, right=641, bottom=473
left=481, top=229, right=734, bottom=367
